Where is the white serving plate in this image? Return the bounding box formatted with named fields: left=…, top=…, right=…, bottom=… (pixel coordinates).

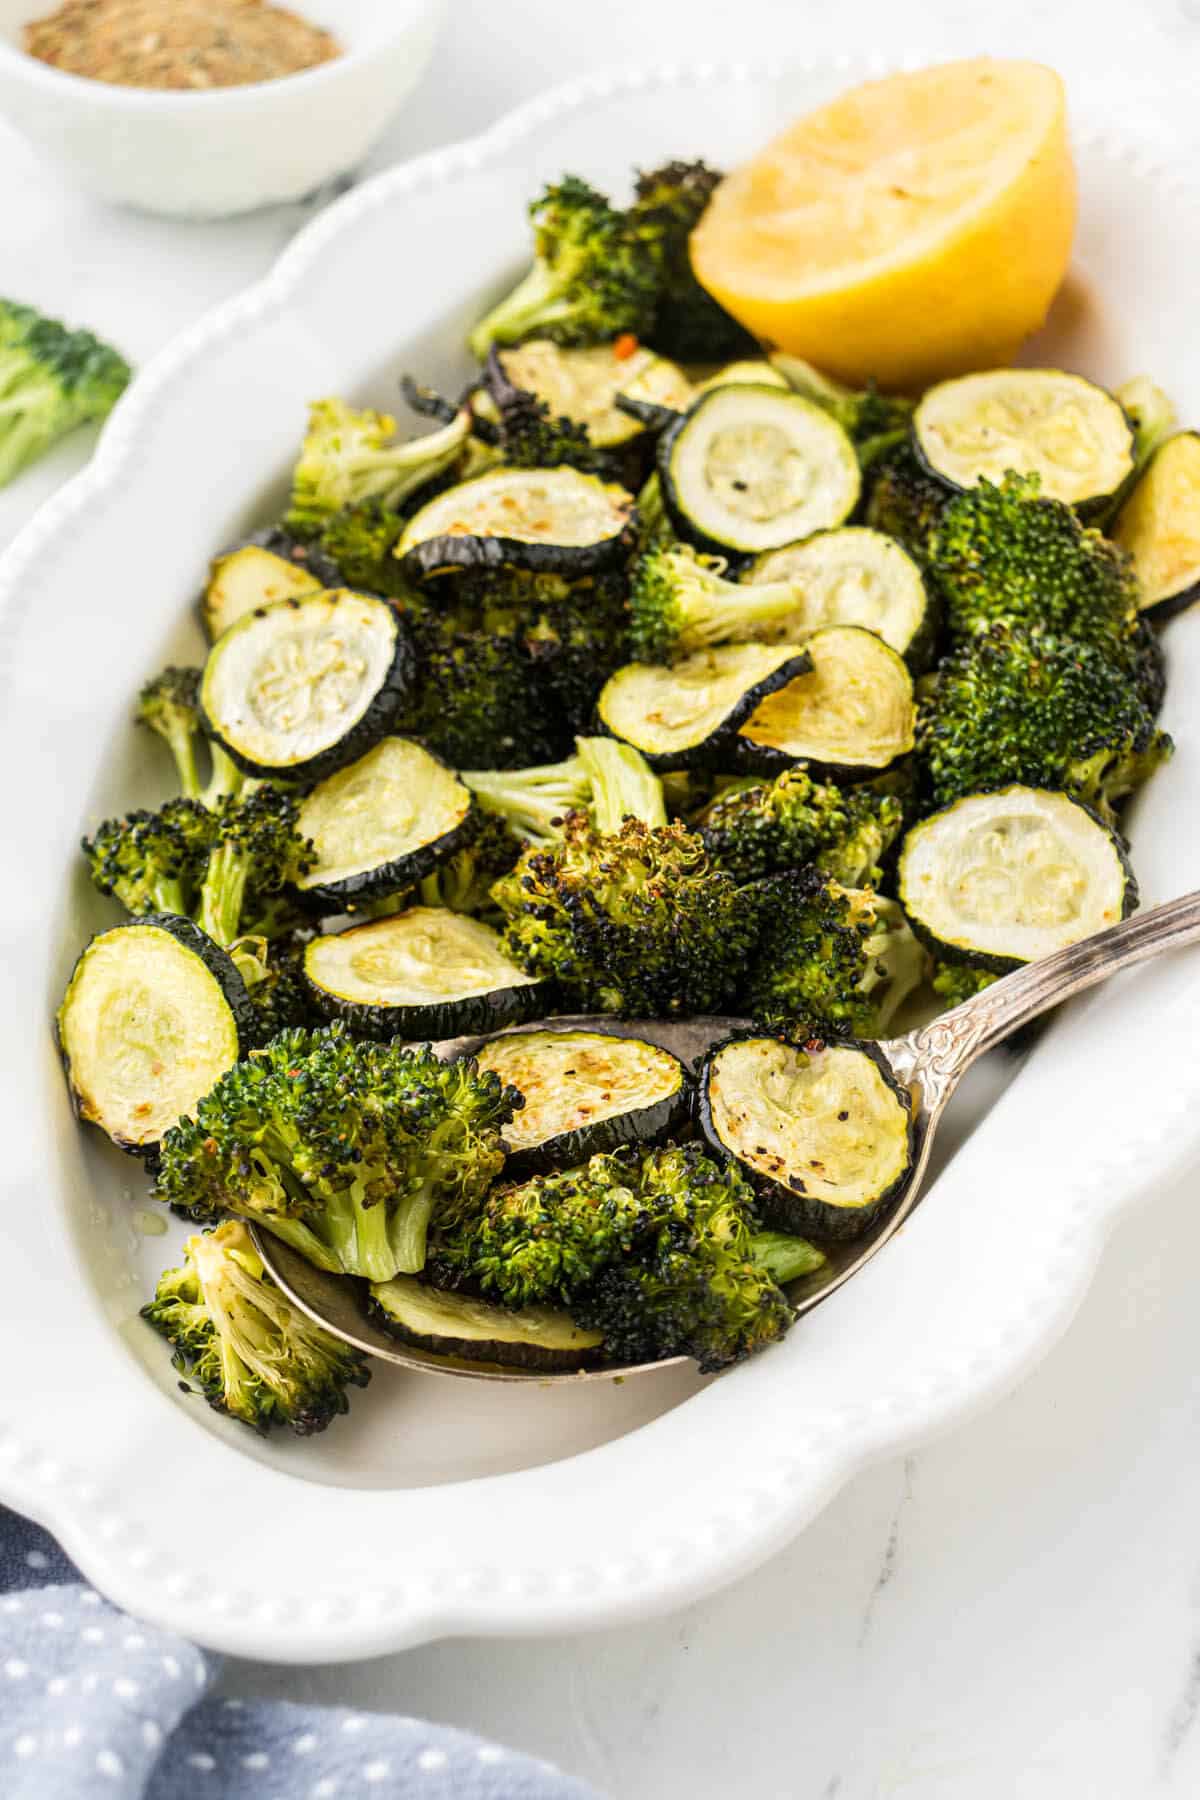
left=2, top=59, right=1200, bottom=1663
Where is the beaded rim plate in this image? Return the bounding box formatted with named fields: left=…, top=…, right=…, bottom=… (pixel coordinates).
left=1, top=57, right=1199, bottom=1661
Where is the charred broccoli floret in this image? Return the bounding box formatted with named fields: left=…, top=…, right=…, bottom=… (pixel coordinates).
left=770, top=355, right=913, bottom=465
left=284, top=398, right=470, bottom=538
left=0, top=298, right=130, bottom=488
left=493, top=810, right=756, bottom=1016
left=83, top=799, right=214, bottom=918
left=571, top=1146, right=794, bottom=1372
left=468, top=177, right=660, bottom=360
left=515, top=570, right=631, bottom=730
left=1132, top=614, right=1167, bottom=719
left=431, top=1141, right=794, bottom=1373
left=396, top=597, right=566, bottom=769
left=630, top=160, right=757, bottom=363
left=241, top=936, right=321, bottom=1045
left=142, top=1221, right=369, bottom=1435
left=745, top=871, right=927, bottom=1038
left=415, top=812, right=523, bottom=917
left=696, top=766, right=906, bottom=888
left=917, top=622, right=1173, bottom=823
left=930, top=473, right=1139, bottom=652
left=628, top=542, right=803, bottom=660
left=155, top=1027, right=518, bottom=1282
left=865, top=444, right=951, bottom=562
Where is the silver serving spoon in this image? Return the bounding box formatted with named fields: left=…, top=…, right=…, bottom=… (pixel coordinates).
left=253, top=889, right=1200, bottom=1383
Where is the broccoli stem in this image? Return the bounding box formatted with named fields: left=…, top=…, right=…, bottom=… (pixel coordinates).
left=677, top=579, right=806, bottom=652
left=749, top=1231, right=827, bottom=1283
left=468, top=261, right=577, bottom=361
left=576, top=737, right=666, bottom=831
left=253, top=1215, right=344, bottom=1276
left=198, top=839, right=251, bottom=950
left=389, top=1185, right=436, bottom=1275
left=462, top=756, right=590, bottom=843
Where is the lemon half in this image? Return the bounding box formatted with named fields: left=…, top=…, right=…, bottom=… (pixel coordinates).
left=691, top=60, right=1077, bottom=391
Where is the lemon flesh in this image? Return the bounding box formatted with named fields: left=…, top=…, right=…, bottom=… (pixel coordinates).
left=691, top=59, right=1076, bottom=391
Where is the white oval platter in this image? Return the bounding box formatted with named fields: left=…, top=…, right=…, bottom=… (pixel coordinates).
left=2, top=58, right=1200, bottom=1662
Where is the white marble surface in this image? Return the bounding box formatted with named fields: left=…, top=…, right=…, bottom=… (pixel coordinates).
left=5, top=3, right=1200, bottom=1794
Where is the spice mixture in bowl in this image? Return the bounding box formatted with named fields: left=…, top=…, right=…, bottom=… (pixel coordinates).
left=24, top=0, right=341, bottom=92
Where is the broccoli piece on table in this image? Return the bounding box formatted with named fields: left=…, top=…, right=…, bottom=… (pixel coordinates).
left=917, top=622, right=1173, bottom=824
left=284, top=397, right=469, bottom=538
left=142, top=1221, right=369, bottom=1436
left=865, top=444, right=951, bottom=563
left=155, top=1026, right=519, bottom=1282
left=492, top=744, right=756, bottom=1015
left=930, top=473, right=1139, bottom=652
left=468, top=177, right=660, bottom=360
left=628, top=542, right=804, bottom=660
left=770, top=354, right=914, bottom=465
left=0, top=298, right=130, bottom=489
left=630, top=160, right=757, bottom=363
left=745, top=871, right=927, bottom=1039
left=931, top=961, right=999, bottom=1011
left=697, top=766, right=905, bottom=888
left=431, top=1141, right=794, bottom=1373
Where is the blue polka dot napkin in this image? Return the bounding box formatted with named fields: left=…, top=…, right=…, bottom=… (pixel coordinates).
left=0, top=1507, right=600, bottom=1798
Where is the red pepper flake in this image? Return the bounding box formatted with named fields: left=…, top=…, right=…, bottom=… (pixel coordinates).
left=612, top=334, right=639, bottom=361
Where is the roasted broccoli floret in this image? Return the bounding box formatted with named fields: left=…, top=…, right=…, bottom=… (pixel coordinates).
left=155, top=1027, right=518, bottom=1282
left=284, top=398, right=470, bottom=538
left=696, top=766, right=906, bottom=888
left=516, top=570, right=631, bottom=730
left=745, top=871, right=927, bottom=1038
left=431, top=1141, right=794, bottom=1373
left=635, top=471, right=674, bottom=553
left=136, top=666, right=204, bottom=800
left=83, top=799, right=215, bottom=918
left=930, top=473, right=1139, bottom=652
left=88, top=673, right=314, bottom=982
left=630, top=160, right=757, bottom=363
left=462, top=754, right=592, bottom=843
left=865, top=444, right=951, bottom=562
left=917, top=622, right=1173, bottom=823
left=931, top=961, right=999, bottom=1010
left=142, top=1221, right=369, bottom=1435
left=493, top=771, right=758, bottom=1014
left=0, top=298, right=130, bottom=489
left=396, top=597, right=566, bottom=768
left=468, top=177, right=660, bottom=359
left=241, top=936, right=321, bottom=1046
left=770, top=354, right=913, bottom=464
left=628, top=542, right=804, bottom=660
left=1132, top=614, right=1167, bottom=719
left=311, top=499, right=407, bottom=596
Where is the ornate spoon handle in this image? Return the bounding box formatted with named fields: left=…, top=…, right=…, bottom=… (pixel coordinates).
left=891, top=889, right=1200, bottom=1112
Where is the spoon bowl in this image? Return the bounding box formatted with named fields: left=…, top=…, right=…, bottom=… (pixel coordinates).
left=254, top=889, right=1200, bottom=1382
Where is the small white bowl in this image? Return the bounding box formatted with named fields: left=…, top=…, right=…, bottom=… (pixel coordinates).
left=0, top=0, right=445, bottom=216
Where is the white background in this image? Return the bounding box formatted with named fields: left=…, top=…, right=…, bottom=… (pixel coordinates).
left=5, top=4, right=1200, bottom=1795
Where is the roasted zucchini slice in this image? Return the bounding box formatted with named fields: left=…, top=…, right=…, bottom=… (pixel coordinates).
left=472, top=1028, right=690, bottom=1175
left=1112, top=432, right=1200, bottom=621
left=201, top=544, right=323, bottom=643
left=200, top=588, right=414, bottom=782
left=396, top=467, right=636, bottom=578
left=658, top=384, right=861, bottom=555
left=898, top=786, right=1137, bottom=973
left=56, top=916, right=252, bottom=1156
left=698, top=1032, right=914, bottom=1242
left=480, top=341, right=693, bottom=449
left=596, top=643, right=811, bottom=770
left=691, top=360, right=791, bottom=397
left=296, top=737, right=476, bottom=906
left=913, top=369, right=1135, bottom=508
left=736, top=625, right=915, bottom=777
left=746, top=528, right=935, bottom=669
left=369, top=1275, right=603, bottom=1372
left=303, top=908, right=544, bottom=1039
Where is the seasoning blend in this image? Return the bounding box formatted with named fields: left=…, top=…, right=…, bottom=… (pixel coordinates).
left=24, top=0, right=341, bottom=91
